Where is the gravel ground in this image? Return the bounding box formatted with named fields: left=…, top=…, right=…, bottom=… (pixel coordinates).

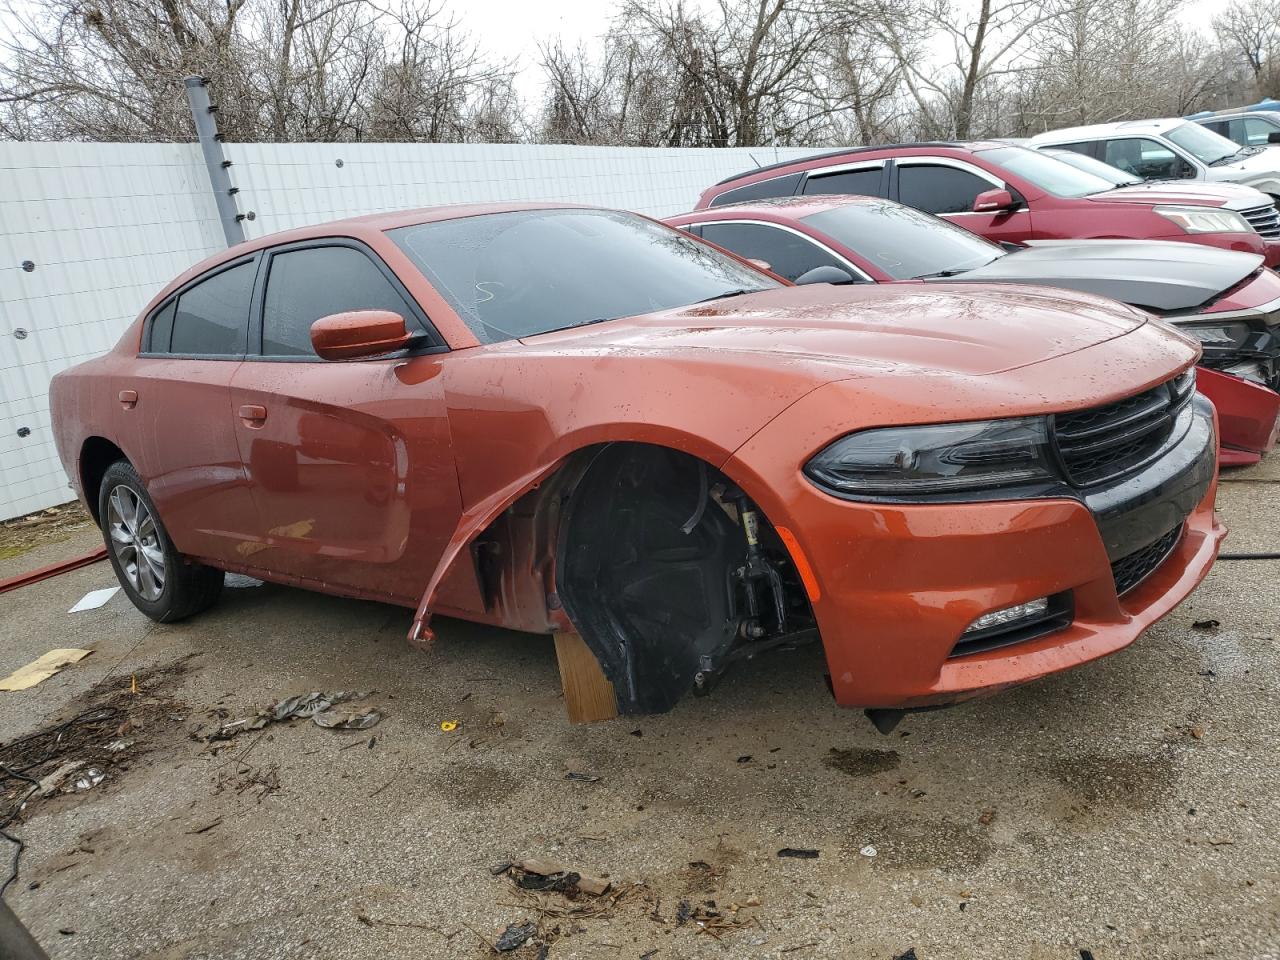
left=1, top=459, right=1278, bottom=960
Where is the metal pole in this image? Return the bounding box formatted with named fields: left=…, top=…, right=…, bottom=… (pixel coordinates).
left=184, top=75, right=246, bottom=247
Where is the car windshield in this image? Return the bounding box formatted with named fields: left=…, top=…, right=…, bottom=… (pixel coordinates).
left=977, top=145, right=1116, bottom=198
left=389, top=208, right=777, bottom=343
left=1043, top=150, right=1142, bottom=186
left=801, top=201, right=1002, bottom=280
left=1166, top=122, right=1242, bottom=165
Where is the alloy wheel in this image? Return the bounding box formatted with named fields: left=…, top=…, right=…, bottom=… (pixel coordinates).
left=107, top=484, right=165, bottom=601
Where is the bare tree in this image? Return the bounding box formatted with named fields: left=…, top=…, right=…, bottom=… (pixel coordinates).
left=1213, top=0, right=1280, bottom=97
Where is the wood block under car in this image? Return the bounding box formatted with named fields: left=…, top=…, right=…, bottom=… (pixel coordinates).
left=553, top=631, right=618, bottom=724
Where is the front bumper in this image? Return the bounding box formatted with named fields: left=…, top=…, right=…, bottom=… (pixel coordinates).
left=1195, top=366, right=1280, bottom=462
left=733, top=396, right=1224, bottom=710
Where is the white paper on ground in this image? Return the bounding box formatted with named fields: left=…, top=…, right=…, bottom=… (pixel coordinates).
left=68, top=586, right=120, bottom=613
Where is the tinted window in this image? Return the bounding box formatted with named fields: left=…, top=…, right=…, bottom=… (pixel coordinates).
left=390, top=209, right=777, bottom=344
left=897, top=164, right=992, bottom=214
left=262, top=246, right=416, bottom=357
left=700, top=222, right=854, bottom=283
left=977, top=145, right=1113, bottom=197
left=802, top=201, right=1001, bottom=280
left=1102, top=138, right=1191, bottom=180
left=802, top=167, right=883, bottom=197
left=1049, top=141, right=1095, bottom=157
left=169, top=261, right=254, bottom=356
left=708, top=173, right=802, bottom=207
left=1203, top=120, right=1229, bottom=138
left=148, top=300, right=176, bottom=352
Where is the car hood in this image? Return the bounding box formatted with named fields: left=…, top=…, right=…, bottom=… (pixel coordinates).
left=950, top=240, right=1262, bottom=313
left=1086, top=181, right=1269, bottom=208
left=521, top=283, right=1148, bottom=380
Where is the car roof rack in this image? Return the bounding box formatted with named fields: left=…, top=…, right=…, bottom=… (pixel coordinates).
left=712, top=141, right=970, bottom=186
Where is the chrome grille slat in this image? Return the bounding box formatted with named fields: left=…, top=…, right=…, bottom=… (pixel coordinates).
left=1241, top=203, right=1280, bottom=240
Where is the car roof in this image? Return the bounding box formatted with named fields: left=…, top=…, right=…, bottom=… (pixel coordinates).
left=1030, top=118, right=1186, bottom=143
left=710, top=140, right=1010, bottom=188
left=671, top=194, right=884, bottom=223
left=1196, top=109, right=1280, bottom=121
left=149, top=201, right=602, bottom=310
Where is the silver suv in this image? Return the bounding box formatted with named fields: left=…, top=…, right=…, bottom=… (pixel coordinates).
left=1029, top=119, right=1280, bottom=200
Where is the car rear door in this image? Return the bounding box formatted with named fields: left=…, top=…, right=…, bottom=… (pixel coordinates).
left=891, top=157, right=1034, bottom=244
left=228, top=239, right=463, bottom=605
left=128, top=256, right=260, bottom=565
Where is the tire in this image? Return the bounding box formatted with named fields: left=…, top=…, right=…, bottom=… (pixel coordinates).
left=97, top=459, right=224, bottom=622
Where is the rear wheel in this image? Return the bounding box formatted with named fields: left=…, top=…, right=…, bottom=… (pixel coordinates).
left=98, top=460, right=223, bottom=621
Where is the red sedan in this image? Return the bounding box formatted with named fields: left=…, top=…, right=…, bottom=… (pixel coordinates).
left=50, top=204, right=1223, bottom=727
left=669, top=195, right=1280, bottom=466
left=696, top=141, right=1280, bottom=267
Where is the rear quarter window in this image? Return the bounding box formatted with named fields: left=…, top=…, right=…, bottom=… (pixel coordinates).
left=708, top=173, right=802, bottom=207
left=167, top=260, right=255, bottom=356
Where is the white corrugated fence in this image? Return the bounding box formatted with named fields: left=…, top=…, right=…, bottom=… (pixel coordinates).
left=1, top=141, right=820, bottom=521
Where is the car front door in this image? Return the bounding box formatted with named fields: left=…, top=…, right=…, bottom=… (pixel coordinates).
left=128, top=256, right=261, bottom=565
left=228, top=239, right=463, bottom=605
left=893, top=158, right=1033, bottom=244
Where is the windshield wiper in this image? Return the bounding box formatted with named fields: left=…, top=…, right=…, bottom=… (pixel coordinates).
left=694, top=288, right=756, bottom=304
left=1210, top=152, right=1246, bottom=166
left=912, top=268, right=971, bottom=279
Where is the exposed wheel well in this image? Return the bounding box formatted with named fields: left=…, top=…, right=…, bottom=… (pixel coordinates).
left=80, top=437, right=127, bottom=522
left=555, top=442, right=815, bottom=714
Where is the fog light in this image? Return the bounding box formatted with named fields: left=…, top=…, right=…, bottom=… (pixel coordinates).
left=963, top=597, right=1049, bottom=635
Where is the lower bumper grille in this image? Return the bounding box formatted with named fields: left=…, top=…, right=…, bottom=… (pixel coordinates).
left=1111, top=524, right=1183, bottom=596
left=1242, top=202, right=1280, bottom=240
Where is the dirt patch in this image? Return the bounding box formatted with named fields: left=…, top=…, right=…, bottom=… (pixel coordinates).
left=0, top=657, right=195, bottom=819
left=1040, top=751, right=1177, bottom=819
left=822, top=747, right=901, bottom=777
left=0, top=503, right=94, bottom=561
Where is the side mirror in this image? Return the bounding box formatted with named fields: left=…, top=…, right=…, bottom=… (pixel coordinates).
left=1268, top=131, right=1280, bottom=144
left=972, top=188, right=1016, bottom=213
left=310, top=310, right=414, bottom=361
left=746, top=258, right=773, bottom=272
left=795, top=265, right=855, bottom=286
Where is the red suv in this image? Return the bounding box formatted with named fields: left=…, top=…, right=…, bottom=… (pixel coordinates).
left=696, top=142, right=1280, bottom=267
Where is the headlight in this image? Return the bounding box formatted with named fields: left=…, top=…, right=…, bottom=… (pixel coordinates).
left=1154, top=205, right=1253, bottom=234
left=1168, top=319, right=1251, bottom=360
left=805, top=418, right=1054, bottom=497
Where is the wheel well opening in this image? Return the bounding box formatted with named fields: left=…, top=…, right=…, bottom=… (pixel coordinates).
left=80, top=437, right=127, bottom=522
left=555, top=442, right=816, bottom=715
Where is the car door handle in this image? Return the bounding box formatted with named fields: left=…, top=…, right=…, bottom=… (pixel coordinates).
left=238, top=404, right=268, bottom=426
left=118, top=390, right=137, bottom=409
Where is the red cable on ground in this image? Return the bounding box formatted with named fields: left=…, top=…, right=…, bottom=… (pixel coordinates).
left=0, top=547, right=108, bottom=595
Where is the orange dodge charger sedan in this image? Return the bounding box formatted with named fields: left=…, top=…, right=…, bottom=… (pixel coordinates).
left=50, top=203, right=1224, bottom=729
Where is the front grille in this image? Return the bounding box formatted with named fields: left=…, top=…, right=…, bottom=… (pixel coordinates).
left=1051, top=372, right=1195, bottom=486
left=1111, top=524, right=1183, bottom=596
left=1241, top=202, right=1280, bottom=240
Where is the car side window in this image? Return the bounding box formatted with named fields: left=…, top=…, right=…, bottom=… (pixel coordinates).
left=1232, top=117, right=1276, bottom=146
left=802, top=167, right=883, bottom=198
left=1048, top=141, right=1095, bottom=157
left=147, top=300, right=176, bottom=353
left=897, top=164, right=993, bottom=215
left=1102, top=138, right=1191, bottom=180
left=708, top=173, right=802, bottom=207
left=261, top=245, right=417, bottom=357
left=700, top=222, right=854, bottom=283
left=1203, top=120, right=1229, bottom=139
left=168, top=260, right=255, bottom=356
